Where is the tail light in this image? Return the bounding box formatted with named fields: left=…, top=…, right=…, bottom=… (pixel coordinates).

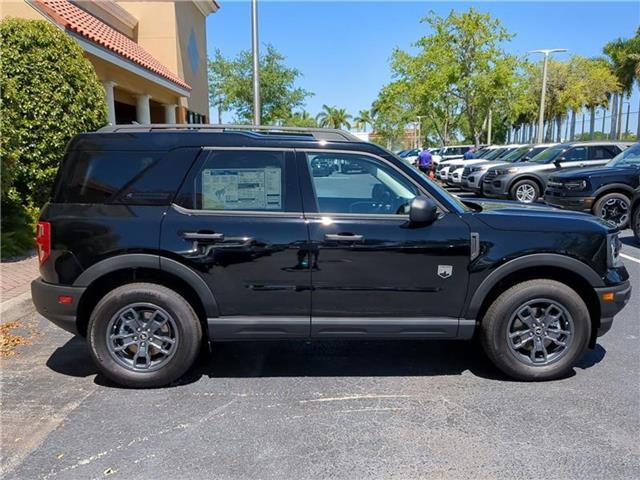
left=36, top=221, right=51, bottom=266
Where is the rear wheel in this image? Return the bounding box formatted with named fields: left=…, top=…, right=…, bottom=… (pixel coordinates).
left=510, top=179, right=540, bottom=204
left=593, top=192, right=631, bottom=229
left=480, top=280, right=591, bottom=381
left=88, top=283, right=202, bottom=388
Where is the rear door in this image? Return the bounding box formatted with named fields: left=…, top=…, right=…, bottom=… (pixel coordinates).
left=160, top=147, right=311, bottom=339
left=298, top=150, right=471, bottom=338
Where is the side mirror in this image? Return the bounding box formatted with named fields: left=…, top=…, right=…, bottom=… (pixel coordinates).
left=554, top=158, right=564, bottom=167
left=409, top=196, right=438, bottom=225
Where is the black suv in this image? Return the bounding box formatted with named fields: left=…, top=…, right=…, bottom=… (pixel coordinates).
left=544, top=143, right=640, bottom=229
left=32, top=125, right=631, bottom=387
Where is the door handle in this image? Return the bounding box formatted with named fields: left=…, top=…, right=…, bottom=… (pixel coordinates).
left=183, top=232, right=225, bottom=242
left=325, top=233, right=364, bottom=242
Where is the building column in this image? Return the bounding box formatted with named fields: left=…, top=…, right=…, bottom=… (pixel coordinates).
left=102, top=81, right=116, bottom=125
left=176, top=106, right=187, bottom=124
left=164, top=104, right=177, bottom=124
left=136, top=94, right=151, bottom=124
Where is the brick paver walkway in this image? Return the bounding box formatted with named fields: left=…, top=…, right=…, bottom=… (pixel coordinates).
left=0, top=255, right=38, bottom=304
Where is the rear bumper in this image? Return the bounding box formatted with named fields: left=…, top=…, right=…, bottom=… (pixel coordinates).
left=31, top=278, right=85, bottom=336
left=594, top=280, right=632, bottom=337
left=543, top=193, right=595, bottom=212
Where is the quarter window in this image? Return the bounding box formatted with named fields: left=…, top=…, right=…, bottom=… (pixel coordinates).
left=306, top=153, right=418, bottom=215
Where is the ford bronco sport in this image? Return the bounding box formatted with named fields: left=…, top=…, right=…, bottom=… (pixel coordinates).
left=32, top=125, right=632, bottom=387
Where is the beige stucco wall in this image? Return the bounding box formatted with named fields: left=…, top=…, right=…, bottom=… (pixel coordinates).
left=0, top=0, right=47, bottom=20
left=118, top=1, right=209, bottom=117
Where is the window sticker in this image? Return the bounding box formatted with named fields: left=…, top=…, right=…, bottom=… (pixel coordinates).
left=201, top=167, right=282, bottom=210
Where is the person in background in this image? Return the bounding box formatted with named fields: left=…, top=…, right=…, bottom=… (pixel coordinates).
left=417, top=147, right=432, bottom=175
left=463, top=147, right=476, bottom=160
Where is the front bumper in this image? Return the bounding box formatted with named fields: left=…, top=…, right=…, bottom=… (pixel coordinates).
left=31, top=278, right=85, bottom=336
left=482, top=175, right=510, bottom=198
left=594, top=280, right=632, bottom=337
left=462, top=173, right=485, bottom=192
left=543, top=192, right=595, bottom=212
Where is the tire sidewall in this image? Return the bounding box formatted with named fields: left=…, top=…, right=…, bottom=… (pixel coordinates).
left=483, top=281, right=591, bottom=381
left=634, top=205, right=640, bottom=243
left=88, top=283, right=201, bottom=388
left=510, top=179, right=540, bottom=203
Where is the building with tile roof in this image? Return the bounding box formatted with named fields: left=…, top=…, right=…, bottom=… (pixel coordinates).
left=2, top=0, right=219, bottom=124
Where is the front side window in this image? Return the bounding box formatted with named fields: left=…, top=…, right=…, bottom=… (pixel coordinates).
left=306, top=153, right=418, bottom=215
left=561, top=146, right=588, bottom=162
left=177, top=150, right=287, bottom=211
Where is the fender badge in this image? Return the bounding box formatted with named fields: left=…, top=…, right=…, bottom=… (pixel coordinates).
left=438, top=265, right=453, bottom=279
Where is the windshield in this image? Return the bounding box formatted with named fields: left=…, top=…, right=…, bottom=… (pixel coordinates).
left=607, top=143, right=640, bottom=167
left=500, top=146, right=530, bottom=163
left=483, top=148, right=507, bottom=160
left=530, top=145, right=566, bottom=164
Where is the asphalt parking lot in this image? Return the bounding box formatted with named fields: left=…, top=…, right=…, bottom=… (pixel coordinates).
left=1, top=226, right=639, bottom=479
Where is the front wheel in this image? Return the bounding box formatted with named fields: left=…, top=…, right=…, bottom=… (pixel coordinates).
left=593, top=192, right=631, bottom=229
left=88, top=283, right=202, bottom=388
left=480, top=279, right=591, bottom=381
left=510, top=179, right=540, bottom=204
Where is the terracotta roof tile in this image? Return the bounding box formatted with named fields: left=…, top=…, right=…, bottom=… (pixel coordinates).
left=35, top=0, right=191, bottom=91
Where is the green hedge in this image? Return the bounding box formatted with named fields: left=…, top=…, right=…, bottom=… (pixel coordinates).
left=1, top=18, right=107, bottom=259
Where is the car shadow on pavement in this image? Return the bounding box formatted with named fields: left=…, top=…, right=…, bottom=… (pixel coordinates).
left=45, top=337, right=607, bottom=388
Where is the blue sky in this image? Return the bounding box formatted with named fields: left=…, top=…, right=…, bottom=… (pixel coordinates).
left=206, top=1, right=640, bottom=122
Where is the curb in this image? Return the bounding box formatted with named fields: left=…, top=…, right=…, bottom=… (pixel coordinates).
left=0, top=291, right=36, bottom=324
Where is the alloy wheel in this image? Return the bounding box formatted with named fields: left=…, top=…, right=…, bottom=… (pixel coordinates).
left=106, top=303, right=179, bottom=372
left=506, top=299, right=573, bottom=366
left=599, top=197, right=629, bottom=228
left=515, top=184, right=537, bottom=203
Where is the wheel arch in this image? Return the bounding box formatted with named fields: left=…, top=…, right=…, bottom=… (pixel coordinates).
left=592, top=184, right=634, bottom=203
left=74, top=254, right=218, bottom=337
left=465, top=254, right=603, bottom=345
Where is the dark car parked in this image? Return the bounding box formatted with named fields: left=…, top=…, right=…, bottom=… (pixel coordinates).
left=483, top=141, right=633, bottom=204
left=544, top=143, right=640, bottom=229
left=32, top=125, right=631, bottom=387
left=632, top=188, right=640, bottom=243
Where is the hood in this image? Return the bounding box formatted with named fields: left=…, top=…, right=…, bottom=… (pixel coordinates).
left=550, top=165, right=639, bottom=181
left=496, top=161, right=554, bottom=173
left=465, top=199, right=613, bottom=233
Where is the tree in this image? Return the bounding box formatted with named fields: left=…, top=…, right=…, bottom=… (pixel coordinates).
left=354, top=109, right=373, bottom=132
left=1, top=18, right=107, bottom=208
left=371, top=82, right=413, bottom=148
left=316, top=105, right=352, bottom=129
left=381, top=8, right=522, bottom=147
left=207, top=44, right=312, bottom=124
left=285, top=111, right=317, bottom=128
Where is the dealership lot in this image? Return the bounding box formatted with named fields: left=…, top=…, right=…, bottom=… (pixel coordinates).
left=1, top=228, right=638, bottom=479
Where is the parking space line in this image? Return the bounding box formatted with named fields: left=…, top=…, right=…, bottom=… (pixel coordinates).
left=620, top=253, right=640, bottom=265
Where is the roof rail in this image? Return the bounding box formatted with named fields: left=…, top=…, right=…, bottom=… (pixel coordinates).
left=97, top=124, right=363, bottom=142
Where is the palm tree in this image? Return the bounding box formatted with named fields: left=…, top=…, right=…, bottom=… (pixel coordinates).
left=354, top=109, right=373, bottom=132
left=315, top=105, right=352, bottom=129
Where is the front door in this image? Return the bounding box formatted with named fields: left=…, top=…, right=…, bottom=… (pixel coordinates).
left=299, top=151, right=471, bottom=338
left=161, top=148, right=311, bottom=339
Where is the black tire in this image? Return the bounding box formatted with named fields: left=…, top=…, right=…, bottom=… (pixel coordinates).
left=480, top=279, right=591, bottom=381
left=593, top=192, right=631, bottom=229
left=88, top=283, right=202, bottom=388
left=509, top=179, right=541, bottom=204
left=634, top=204, right=640, bottom=243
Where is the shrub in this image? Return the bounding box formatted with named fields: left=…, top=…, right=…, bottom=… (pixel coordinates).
left=1, top=17, right=107, bottom=208
left=1, top=18, right=107, bottom=258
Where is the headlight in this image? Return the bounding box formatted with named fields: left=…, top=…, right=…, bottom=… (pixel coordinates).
left=564, top=180, right=587, bottom=191
left=607, top=233, right=622, bottom=268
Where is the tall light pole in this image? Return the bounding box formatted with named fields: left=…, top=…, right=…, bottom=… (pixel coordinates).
left=529, top=48, right=567, bottom=143
left=251, top=0, right=261, bottom=125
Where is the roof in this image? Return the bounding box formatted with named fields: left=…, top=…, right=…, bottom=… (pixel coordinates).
left=34, top=0, right=191, bottom=91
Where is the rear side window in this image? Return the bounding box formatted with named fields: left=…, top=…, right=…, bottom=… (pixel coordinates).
left=590, top=145, right=619, bottom=160
left=55, top=150, right=194, bottom=205
left=175, top=150, right=297, bottom=212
